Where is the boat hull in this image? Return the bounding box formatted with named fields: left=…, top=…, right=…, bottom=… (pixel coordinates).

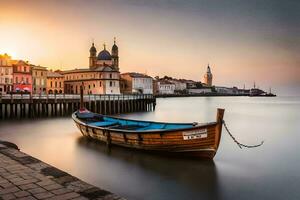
left=72, top=110, right=224, bottom=159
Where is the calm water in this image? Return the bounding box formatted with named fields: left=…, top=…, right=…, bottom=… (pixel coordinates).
left=0, top=97, right=300, bottom=200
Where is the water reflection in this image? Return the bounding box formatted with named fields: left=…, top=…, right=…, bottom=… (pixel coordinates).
left=1, top=97, right=300, bottom=200
left=77, top=137, right=220, bottom=200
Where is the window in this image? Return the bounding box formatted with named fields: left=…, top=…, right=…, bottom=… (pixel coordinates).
left=55, top=82, right=57, bottom=87
left=59, top=82, right=61, bottom=87
left=99, top=82, right=102, bottom=87
left=16, top=77, right=18, bottom=84
left=110, top=81, right=112, bottom=87
left=93, top=84, right=95, bottom=88
left=110, top=74, right=112, bottom=79
left=51, top=81, right=53, bottom=87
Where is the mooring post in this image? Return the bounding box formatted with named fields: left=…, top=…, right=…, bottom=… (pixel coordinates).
left=215, top=108, right=225, bottom=149
left=80, top=84, right=84, bottom=109
left=0, top=94, right=2, bottom=119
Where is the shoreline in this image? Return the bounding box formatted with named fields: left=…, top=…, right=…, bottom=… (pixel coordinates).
left=155, top=94, right=276, bottom=98
left=0, top=141, right=125, bottom=200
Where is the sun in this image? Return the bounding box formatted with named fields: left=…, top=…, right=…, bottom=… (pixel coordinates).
left=0, top=49, right=18, bottom=58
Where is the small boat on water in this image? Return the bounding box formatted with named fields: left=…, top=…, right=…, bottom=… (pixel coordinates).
left=72, top=87, right=225, bottom=159
left=72, top=108, right=225, bottom=159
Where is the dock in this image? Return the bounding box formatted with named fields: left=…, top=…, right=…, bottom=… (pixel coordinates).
left=0, top=141, right=125, bottom=200
left=0, top=94, right=156, bottom=119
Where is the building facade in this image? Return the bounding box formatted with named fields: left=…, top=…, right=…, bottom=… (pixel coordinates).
left=120, top=72, right=153, bottom=94
left=46, top=71, right=64, bottom=94
left=12, top=61, right=32, bottom=94
left=63, top=39, right=121, bottom=95
left=63, top=67, right=120, bottom=95
left=32, top=65, right=47, bottom=94
left=203, top=64, right=213, bottom=87
left=155, top=80, right=175, bottom=94
left=0, top=54, right=13, bottom=94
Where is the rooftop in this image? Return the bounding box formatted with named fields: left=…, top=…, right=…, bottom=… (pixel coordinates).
left=62, top=65, right=118, bottom=74
left=122, top=72, right=152, bottom=79
left=47, top=70, right=64, bottom=78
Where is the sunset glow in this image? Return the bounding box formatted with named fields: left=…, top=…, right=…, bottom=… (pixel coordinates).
left=0, top=0, right=299, bottom=95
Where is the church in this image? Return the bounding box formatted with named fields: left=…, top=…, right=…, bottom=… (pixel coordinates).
left=63, top=38, right=121, bottom=94
left=89, top=38, right=119, bottom=71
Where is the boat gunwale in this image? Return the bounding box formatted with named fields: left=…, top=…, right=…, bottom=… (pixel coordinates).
left=72, top=112, right=218, bottom=134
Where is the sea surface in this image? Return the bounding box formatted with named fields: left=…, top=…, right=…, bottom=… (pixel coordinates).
left=0, top=96, right=300, bottom=200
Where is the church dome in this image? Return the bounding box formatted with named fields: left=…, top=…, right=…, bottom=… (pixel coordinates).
left=97, top=49, right=112, bottom=60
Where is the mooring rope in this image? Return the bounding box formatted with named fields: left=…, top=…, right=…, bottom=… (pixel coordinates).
left=222, top=120, right=264, bottom=149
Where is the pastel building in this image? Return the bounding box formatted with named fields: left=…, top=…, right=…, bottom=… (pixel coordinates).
left=0, top=54, right=13, bottom=94
left=46, top=70, right=64, bottom=94
left=120, top=72, right=153, bottom=94
left=63, top=67, right=120, bottom=95
left=12, top=61, right=32, bottom=94
left=63, top=38, right=120, bottom=95
left=32, top=65, right=47, bottom=94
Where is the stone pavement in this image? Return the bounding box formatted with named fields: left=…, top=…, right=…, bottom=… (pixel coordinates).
left=0, top=143, right=125, bottom=200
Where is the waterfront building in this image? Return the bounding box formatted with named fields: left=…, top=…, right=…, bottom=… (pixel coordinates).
left=187, top=87, right=212, bottom=94
left=46, top=70, right=64, bottom=94
left=155, top=80, right=176, bottom=94
left=215, top=86, right=238, bottom=94
left=120, top=72, right=153, bottom=94
left=31, top=65, right=47, bottom=94
left=63, top=67, right=120, bottom=95
left=0, top=54, right=13, bottom=94
left=63, top=39, right=120, bottom=95
left=169, top=79, right=187, bottom=93
left=203, top=64, right=213, bottom=87
left=12, top=60, right=32, bottom=94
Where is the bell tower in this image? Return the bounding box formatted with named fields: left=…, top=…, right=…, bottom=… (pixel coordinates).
left=203, top=64, right=213, bottom=86
left=89, top=42, right=97, bottom=69
left=111, top=37, right=119, bottom=71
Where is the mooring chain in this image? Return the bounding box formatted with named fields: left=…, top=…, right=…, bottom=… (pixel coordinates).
left=222, top=120, right=264, bottom=149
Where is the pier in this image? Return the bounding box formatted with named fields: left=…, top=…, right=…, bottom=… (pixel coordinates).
left=0, top=94, right=156, bottom=119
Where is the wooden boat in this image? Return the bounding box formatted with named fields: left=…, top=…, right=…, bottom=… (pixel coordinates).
left=72, top=87, right=225, bottom=159
left=72, top=108, right=224, bottom=159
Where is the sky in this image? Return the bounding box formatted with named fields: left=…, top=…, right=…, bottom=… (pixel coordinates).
left=0, top=0, right=299, bottom=95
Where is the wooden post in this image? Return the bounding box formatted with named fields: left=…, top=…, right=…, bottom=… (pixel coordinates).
left=215, top=108, right=225, bottom=150
left=0, top=101, right=2, bottom=120
left=80, top=85, right=84, bottom=109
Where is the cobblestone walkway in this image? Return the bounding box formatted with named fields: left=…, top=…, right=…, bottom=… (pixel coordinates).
left=0, top=143, right=125, bottom=200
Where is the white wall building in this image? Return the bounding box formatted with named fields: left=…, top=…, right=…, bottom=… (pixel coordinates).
left=169, top=80, right=187, bottom=91
left=188, top=88, right=212, bottom=94
left=215, top=86, right=238, bottom=94
left=121, top=73, right=153, bottom=94
left=156, top=81, right=175, bottom=94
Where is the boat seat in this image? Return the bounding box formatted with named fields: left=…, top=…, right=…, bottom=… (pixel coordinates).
left=88, top=121, right=119, bottom=127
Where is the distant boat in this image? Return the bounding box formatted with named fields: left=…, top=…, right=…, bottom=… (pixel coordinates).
left=72, top=108, right=225, bottom=159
